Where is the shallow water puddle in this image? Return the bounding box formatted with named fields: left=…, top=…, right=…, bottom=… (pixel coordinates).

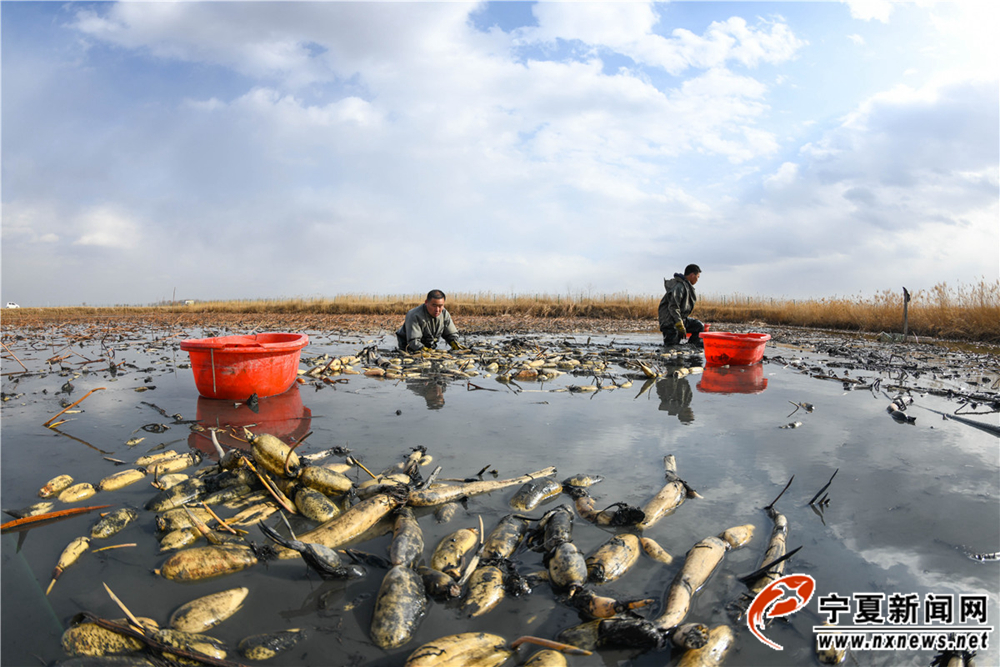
left=2, top=327, right=997, bottom=666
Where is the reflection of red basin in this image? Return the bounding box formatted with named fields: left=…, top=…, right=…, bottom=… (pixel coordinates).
left=696, top=364, right=768, bottom=395
left=188, top=384, right=312, bottom=458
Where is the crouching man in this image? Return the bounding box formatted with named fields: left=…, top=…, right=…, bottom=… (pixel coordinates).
left=658, top=264, right=704, bottom=348
left=396, top=290, right=464, bottom=353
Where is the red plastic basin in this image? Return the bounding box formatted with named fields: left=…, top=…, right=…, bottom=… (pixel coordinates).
left=697, top=364, right=768, bottom=394
left=180, top=333, right=308, bottom=400
left=700, top=332, right=771, bottom=367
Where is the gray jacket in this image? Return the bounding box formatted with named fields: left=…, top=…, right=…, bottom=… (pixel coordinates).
left=658, top=273, right=697, bottom=329
left=396, top=304, right=459, bottom=352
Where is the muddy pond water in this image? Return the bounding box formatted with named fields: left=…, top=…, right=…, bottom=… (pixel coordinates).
left=2, top=326, right=998, bottom=667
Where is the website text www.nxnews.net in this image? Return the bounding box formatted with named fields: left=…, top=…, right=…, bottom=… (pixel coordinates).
left=814, top=627, right=992, bottom=652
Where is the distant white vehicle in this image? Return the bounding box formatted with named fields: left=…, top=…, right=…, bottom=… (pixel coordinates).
left=5, top=302, right=20, bottom=309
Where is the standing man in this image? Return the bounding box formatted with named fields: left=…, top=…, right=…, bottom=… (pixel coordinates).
left=396, top=290, right=464, bottom=353
left=658, top=264, right=704, bottom=348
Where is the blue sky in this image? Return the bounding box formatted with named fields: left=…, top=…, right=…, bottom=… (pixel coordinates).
left=2, top=1, right=997, bottom=306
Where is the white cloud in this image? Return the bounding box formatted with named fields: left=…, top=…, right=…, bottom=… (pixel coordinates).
left=519, top=6, right=806, bottom=76
left=663, top=186, right=713, bottom=215
left=3, top=1, right=995, bottom=306
left=712, top=17, right=805, bottom=68
left=723, top=74, right=999, bottom=294
left=842, top=0, right=897, bottom=23
left=65, top=1, right=792, bottom=182
left=927, top=0, right=1000, bottom=82
left=1, top=202, right=67, bottom=245
left=526, top=2, right=660, bottom=49
left=71, top=2, right=478, bottom=87
left=231, top=88, right=383, bottom=131
left=73, top=206, right=142, bottom=249
left=764, top=162, right=800, bottom=189
left=847, top=33, right=865, bottom=45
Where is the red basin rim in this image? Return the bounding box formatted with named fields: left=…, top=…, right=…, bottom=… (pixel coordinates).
left=180, top=333, right=308, bottom=353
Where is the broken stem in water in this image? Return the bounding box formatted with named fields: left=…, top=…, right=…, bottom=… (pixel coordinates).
left=92, top=544, right=136, bottom=553
left=509, top=636, right=593, bottom=656
left=43, top=387, right=106, bottom=427
left=1, top=504, right=112, bottom=534
left=102, top=582, right=145, bottom=633
left=807, top=469, right=839, bottom=506
left=736, top=546, right=804, bottom=584
left=765, top=475, right=795, bottom=510
left=0, top=340, right=29, bottom=373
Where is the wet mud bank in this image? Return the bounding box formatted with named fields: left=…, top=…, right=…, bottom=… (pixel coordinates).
left=2, top=319, right=997, bottom=667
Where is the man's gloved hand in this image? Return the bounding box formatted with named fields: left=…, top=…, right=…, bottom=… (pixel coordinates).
left=449, top=340, right=465, bottom=351
left=674, top=321, right=687, bottom=337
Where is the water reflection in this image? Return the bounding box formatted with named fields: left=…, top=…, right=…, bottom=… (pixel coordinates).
left=696, top=363, right=768, bottom=395
left=2, top=329, right=997, bottom=667
left=188, top=383, right=312, bottom=458
left=47, top=425, right=115, bottom=455
left=406, top=378, right=447, bottom=410
left=655, top=376, right=695, bottom=423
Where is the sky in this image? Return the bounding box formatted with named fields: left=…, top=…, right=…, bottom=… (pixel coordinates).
left=1, top=0, right=997, bottom=307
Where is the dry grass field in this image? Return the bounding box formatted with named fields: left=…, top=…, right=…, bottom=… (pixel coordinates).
left=2, top=280, right=997, bottom=343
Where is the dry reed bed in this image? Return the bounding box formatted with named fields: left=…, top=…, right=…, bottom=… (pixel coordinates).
left=2, top=281, right=997, bottom=343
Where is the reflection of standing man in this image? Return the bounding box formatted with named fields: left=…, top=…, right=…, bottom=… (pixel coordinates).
left=656, top=377, right=695, bottom=424
left=396, top=290, right=464, bottom=353
left=658, top=264, right=704, bottom=349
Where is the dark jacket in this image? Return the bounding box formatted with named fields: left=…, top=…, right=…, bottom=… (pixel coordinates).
left=396, top=304, right=459, bottom=352
left=658, top=273, right=697, bottom=330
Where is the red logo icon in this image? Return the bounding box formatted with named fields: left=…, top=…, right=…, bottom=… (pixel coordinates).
left=747, top=574, right=816, bottom=650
